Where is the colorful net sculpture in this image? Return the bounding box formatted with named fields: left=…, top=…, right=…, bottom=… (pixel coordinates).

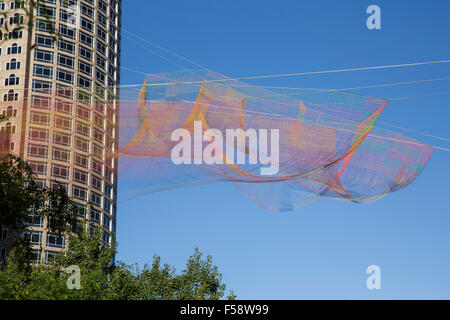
left=115, top=70, right=433, bottom=211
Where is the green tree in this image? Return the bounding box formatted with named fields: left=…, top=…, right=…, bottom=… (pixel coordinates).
left=0, top=225, right=236, bottom=300
left=0, top=116, right=234, bottom=300
left=0, top=153, right=77, bottom=237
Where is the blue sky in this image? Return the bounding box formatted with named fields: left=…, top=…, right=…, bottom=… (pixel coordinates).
left=116, top=0, right=450, bottom=299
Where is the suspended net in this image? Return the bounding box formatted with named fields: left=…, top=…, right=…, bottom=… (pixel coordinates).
left=114, top=70, right=433, bottom=211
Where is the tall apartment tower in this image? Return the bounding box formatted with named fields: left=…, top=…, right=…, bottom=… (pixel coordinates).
left=0, top=0, right=121, bottom=264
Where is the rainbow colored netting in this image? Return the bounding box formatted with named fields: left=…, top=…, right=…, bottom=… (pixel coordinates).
left=116, top=70, right=433, bottom=211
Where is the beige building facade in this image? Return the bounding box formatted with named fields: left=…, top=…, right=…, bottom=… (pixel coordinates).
left=0, top=0, right=121, bottom=264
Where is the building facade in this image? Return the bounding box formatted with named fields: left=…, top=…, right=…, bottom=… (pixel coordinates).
left=0, top=0, right=121, bottom=265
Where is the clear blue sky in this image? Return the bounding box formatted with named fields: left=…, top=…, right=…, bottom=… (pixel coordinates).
left=116, top=0, right=450, bottom=299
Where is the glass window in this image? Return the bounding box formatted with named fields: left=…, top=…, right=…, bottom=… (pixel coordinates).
left=35, top=34, right=54, bottom=48
left=33, top=64, right=53, bottom=79
left=34, top=49, right=54, bottom=63
left=57, top=53, right=75, bottom=69
left=47, top=233, right=65, bottom=248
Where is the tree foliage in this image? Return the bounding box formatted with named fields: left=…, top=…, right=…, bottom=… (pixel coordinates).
left=0, top=154, right=77, bottom=235
left=0, top=226, right=236, bottom=300
left=0, top=150, right=235, bottom=300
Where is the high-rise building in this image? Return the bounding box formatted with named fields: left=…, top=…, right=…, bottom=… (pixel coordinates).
left=0, top=0, right=121, bottom=265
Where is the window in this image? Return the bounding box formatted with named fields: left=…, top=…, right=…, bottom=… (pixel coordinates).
left=8, top=28, right=23, bottom=39
left=47, top=233, right=65, bottom=248
left=36, top=19, right=55, bottom=33
left=76, top=121, right=90, bottom=137
left=34, top=49, right=54, bottom=63
left=29, top=128, right=49, bottom=142
left=7, top=43, right=22, bottom=55
left=0, top=247, right=6, bottom=259
left=10, top=1, right=24, bottom=9
left=79, top=45, right=92, bottom=61
left=35, top=179, right=46, bottom=189
left=103, top=215, right=111, bottom=231
left=109, top=9, right=116, bottom=22
left=98, top=12, right=107, bottom=27
left=90, top=207, right=101, bottom=222
left=55, top=100, right=72, bottom=114
left=96, top=55, right=106, bottom=70
left=53, top=132, right=71, bottom=146
left=4, top=90, right=18, bottom=101
left=28, top=144, right=48, bottom=158
left=52, top=147, right=70, bottom=162
left=1, top=226, right=8, bottom=240
left=109, top=37, right=116, bottom=51
left=78, top=90, right=91, bottom=104
left=73, top=169, right=88, bottom=185
left=45, top=251, right=59, bottom=265
left=92, top=175, right=102, bottom=191
left=76, top=106, right=90, bottom=120
left=78, top=60, right=92, bottom=76
left=75, top=136, right=89, bottom=153
left=35, top=34, right=54, bottom=48
left=108, top=64, right=115, bottom=78
left=95, top=85, right=106, bottom=99
left=23, top=230, right=43, bottom=246
left=56, top=84, right=73, bottom=99
left=55, top=116, right=72, bottom=130
left=91, top=191, right=102, bottom=207
left=93, top=129, right=104, bottom=144
left=78, top=75, right=91, bottom=89
left=37, top=5, right=56, bottom=19
left=59, top=23, right=76, bottom=39
left=5, top=74, right=19, bottom=86
left=59, top=10, right=71, bottom=23
left=56, top=68, right=74, bottom=84
left=97, top=40, right=106, bottom=56
left=92, top=160, right=102, bottom=175
left=33, top=64, right=53, bottom=79
left=57, top=53, right=74, bottom=69
left=109, top=24, right=116, bottom=37
left=32, top=79, right=52, bottom=93
left=98, top=0, right=107, bottom=13
left=31, top=96, right=51, bottom=110
left=79, top=31, right=93, bottom=47
left=97, top=26, right=107, bottom=41
left=2, top=105, right=17, bottom=117
left=73, top=203, right=87, bottom=218
left=74, top=153, right=88, bottom=168
left=30, top=250, right=42, bottom=264
left=30, top=112, right=50, bottom=125
left=6, top=58, right=20, bottom=70
left=9, top=13, right=24, bottom=24
left=72, top=186, right=87, bottom=201
left=51, top=164, right=69, bottom=179
left=50, top=180, right=68, bottom=192
left=102, top=232, right=110, bottom=245
left=60, top=0, right=77, bottom=8
left=105, top=167, right=112, bottom=182
left=104, top=199, right=111, bottom=213
left=81, top=17, right=93, bottom=32
left=28, top=161, right=47, bottom=175
left=58, top=39, right=75, bottom=54
left=81, top=3, right=94, bottom=18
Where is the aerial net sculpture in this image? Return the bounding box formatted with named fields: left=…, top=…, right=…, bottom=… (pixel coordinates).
left=114, top=70, right=433, bottom=211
